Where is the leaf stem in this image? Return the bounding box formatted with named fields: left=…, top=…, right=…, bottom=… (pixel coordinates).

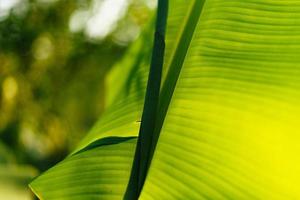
left=124, top=0, right=168, bottom=199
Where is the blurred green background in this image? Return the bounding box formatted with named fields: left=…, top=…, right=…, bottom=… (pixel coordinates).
left=0, top=0, right=154, bottom=199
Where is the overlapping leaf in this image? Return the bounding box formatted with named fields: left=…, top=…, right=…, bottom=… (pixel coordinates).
left=29, top=18, right=156, bottom=200
left=73, top=22, right=155, bottom=153
left=30, top=138, right=137, bottom=200
left=31, top=0, right=300, bottom=199
left=140, top=0, right=300, bottom=199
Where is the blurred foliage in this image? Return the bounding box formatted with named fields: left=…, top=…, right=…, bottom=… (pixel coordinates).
left=0, top=0, right=154, bottom=199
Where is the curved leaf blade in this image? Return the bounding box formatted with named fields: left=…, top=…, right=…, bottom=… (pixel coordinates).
left=73, top=22, right=155, bottom=153
left=30, top=137, right=137, bottom=200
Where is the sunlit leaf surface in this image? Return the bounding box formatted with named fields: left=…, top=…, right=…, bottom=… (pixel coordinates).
left=31, top=0, right=300, bottom=199
left=73, top=23, right=154, bottom=153
left=140, top=0, right=300, bottom=199
left=30, top=138, right=137, bottom=200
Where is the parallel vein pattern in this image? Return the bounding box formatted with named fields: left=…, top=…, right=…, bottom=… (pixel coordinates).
left=153, top=0, right=206, bottom=156
left=140, top=0, right=300, bottom=199
left=30, top=138, right=137, bottom=200
left=73, top=23, right=154, bottom=153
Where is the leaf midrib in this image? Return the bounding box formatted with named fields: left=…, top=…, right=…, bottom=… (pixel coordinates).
left=148, top=0, right=207, bottom=170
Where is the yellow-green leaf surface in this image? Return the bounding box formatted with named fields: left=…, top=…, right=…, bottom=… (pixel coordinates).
left=30, top=22, right=155, bottom=199
left=73, top=26, right=154, bottom=152
left=140, top=0, right=300, bottom=199
left=161, top=0, right=192, bottom=80
left=30, top=4, right=191, bottom=198
left=30, top=138, right=137, bottom=200
left=74, top=0, right=194, bottom=153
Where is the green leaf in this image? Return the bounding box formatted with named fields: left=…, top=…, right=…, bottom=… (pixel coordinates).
left=29, top=137, right=137, bottom=200
left=30, top=13, right=157, bottom=200
left=140, top=0, right=300, bottom=199
left=125, top=0, right=206, bottom=197
left=31, top=0, right=300, bottom=199
left=151, top=0, right=206, bottom=168
left=73, top=21, right=155, bottom=153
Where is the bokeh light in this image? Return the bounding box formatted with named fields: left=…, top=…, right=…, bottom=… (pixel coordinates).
left=0, top=0, right=155, bottom=199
